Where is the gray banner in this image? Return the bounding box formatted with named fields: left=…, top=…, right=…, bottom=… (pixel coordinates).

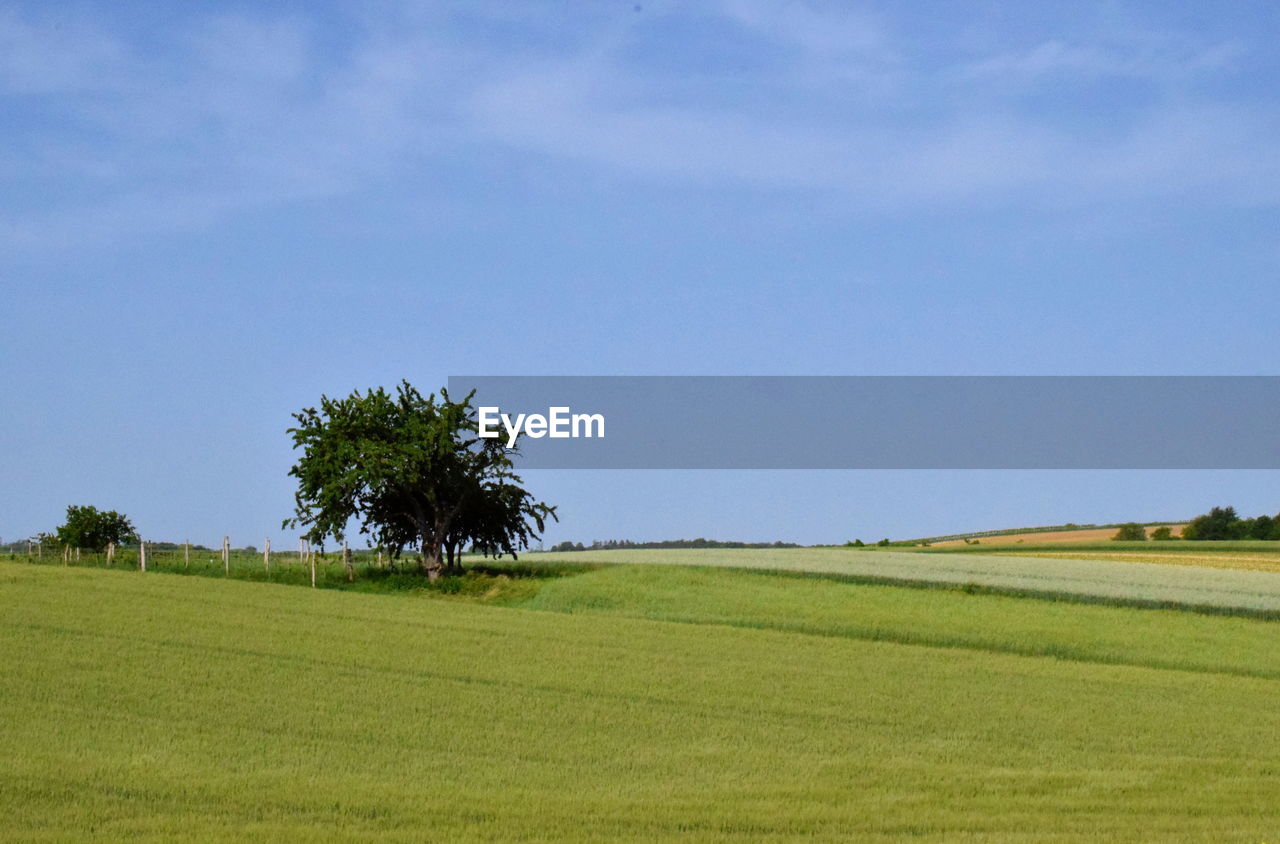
left=445, top=376, right=1280, bottom=469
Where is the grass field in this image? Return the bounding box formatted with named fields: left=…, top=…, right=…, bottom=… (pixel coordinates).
left=5, top=558, right=1280, bottom=839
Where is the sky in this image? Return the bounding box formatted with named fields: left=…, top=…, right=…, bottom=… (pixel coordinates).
left=4, top=0, right=1280, bottom=547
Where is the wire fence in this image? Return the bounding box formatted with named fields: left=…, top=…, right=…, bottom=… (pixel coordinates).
left=4, top=538, right=407, bottom=588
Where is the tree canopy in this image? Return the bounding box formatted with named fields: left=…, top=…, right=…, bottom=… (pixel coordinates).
left=46, top=505, right=136, bottom=551
left=1111, top=523, right=1147, bottom=541
left=283, top=382, right=556, bottom=579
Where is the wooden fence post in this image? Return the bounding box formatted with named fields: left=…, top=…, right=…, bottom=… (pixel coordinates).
left=223, top=536, right=230, bottom=575
left=263, top=538, right=271, bottom=573
left=184, top=539, right=189, bottom=568
left=343, top=540, right=352, bottom=582
left=140, top=540, right=147, bottom=572
left=309, top=539, right=316, bottom=588
left=76, top=547, right=81, bottom=563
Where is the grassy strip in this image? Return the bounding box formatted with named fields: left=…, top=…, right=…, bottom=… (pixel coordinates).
left=732, top=565, right=1280, bottom=621
left=517, top=565, right=1280, bottom=680
left=4, top=550, right=598, bottom=603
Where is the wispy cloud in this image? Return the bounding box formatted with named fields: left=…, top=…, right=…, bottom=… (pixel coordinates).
left=0, top=8, right=126, bottom=94
left=1, top=1, right=1276, bottom=253
left=962, top=36, right=1244, bottom=82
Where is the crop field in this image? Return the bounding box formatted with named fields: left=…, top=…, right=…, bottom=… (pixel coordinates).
left=928, top=525, right=1187, bottom=546
left=5, top=558, right=1280, bottom=840
left=925, top=540, right=1280, bottom=573
left=533, top=546, right=1280, bottom=613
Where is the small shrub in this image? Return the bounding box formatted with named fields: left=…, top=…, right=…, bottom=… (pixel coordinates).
left=1112, top=523, right=1147, bottom=541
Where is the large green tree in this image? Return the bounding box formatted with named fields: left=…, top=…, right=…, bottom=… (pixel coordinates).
left=1181, top=506, right=1244, bottom=541
left=49, top=505, right=136, bottom=551
left=283, top=382, right=555, bottom=580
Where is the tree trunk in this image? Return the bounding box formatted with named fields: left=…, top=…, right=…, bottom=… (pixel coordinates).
left=421, top=537, right=444, bottom=582
left=419, top=514, right=453, bottom=582
left=445, top=542, right=463, bottom=576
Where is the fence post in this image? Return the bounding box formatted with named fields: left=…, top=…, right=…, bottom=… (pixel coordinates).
left=309, top=539, right=316, bottom=588
left=140, top=540, right=147, bottom=572
left=343, top=540, right=352, bottom=582
left=223, top=536, right=230, bottom=575
left=184, top=539, right=189, bottom=568
left=263, top=538, right=270, bottom=573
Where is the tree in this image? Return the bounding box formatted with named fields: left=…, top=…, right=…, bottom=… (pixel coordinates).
left=1149, top=526, right=1175, bottom=541
left=49, top=505, right=136, bottom=551
left=1111, top=523, right=1147, bottom=541
left=1248, top=514, right=1275, bottom=540
left=1182, top=506, right=1242, bottom=541
left=283, top=382, right=556, bottom=580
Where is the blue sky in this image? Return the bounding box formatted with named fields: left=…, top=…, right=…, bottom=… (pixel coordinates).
left=4, top=1, right=1280, bottom=547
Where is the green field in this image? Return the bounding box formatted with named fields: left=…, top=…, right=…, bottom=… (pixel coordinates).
left=5, top=558, right=1280, bottom=840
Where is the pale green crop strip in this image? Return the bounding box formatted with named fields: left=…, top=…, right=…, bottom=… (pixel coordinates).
left=533, top=547, right=1280, bottom=612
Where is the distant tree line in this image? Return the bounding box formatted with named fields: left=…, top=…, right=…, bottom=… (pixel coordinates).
left=1181, top=506, right=1280, bottom=541
left=1111, top=507, right=1280, bottom=541
left=547, top=538, right=801, bottom=552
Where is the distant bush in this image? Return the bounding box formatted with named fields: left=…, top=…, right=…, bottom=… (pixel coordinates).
left=1150, top=526, right=1175, bottom=541
left=42, top=505, right=137, bottom=552
left=1112, top=523, right=1147, bottom=541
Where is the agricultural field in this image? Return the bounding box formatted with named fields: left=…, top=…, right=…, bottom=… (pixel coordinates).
left=924, top=539, right=1280, bottom=573
left=533, top=546, right=1280, bottom=612
left=928, top=525, right=1186, bottom=546
left=5, top=557, right=1280, bottom=839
